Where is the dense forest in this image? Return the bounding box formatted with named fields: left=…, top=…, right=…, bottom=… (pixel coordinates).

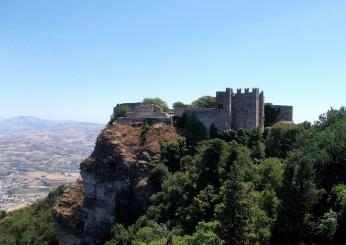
left=105, top=107, right=346, bottom=244
left=1, top=107, right=346, bottom=245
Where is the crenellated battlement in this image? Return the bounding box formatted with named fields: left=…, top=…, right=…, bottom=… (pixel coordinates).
left=234, top=87, right=260, bottom=95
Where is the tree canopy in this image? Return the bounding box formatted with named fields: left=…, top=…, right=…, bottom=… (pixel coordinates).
left=191, top=96, right=216, bottom=108
left=143, top=97, right=170, bottom=112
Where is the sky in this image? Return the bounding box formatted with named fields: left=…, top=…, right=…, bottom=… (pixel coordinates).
left=0, top=0, right=345, bottom=124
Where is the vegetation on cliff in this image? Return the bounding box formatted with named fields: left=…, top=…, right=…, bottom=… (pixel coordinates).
left=0, top=186, right=64, bottom=245
left=105, top=107, right=346, bottom=245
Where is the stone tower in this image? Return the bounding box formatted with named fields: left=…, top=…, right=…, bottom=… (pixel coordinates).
left=215, top=88, right=232, bottom=130
left=231, top=88, right=264, bottom=130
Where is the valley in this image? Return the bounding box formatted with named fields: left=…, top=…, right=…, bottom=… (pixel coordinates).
left=0, top=116, right=103, bottom=212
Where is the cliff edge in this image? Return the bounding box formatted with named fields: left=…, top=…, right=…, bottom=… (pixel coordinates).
left=53, top=122, right=180, bottom=244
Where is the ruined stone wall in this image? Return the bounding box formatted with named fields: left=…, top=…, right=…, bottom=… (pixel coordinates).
left=114, top=103, right=142, bottom=114
left=115, top=104, right=172, bottom=124
left=232, top=88, right=261, bottom=130
left=133, top=105, right=168, bottom=117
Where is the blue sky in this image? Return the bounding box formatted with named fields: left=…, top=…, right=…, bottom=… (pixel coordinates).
left=0, top=0, right=345, bottom=123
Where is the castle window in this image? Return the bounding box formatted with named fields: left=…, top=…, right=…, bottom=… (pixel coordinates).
left=218, top=104, right=223, bottom=109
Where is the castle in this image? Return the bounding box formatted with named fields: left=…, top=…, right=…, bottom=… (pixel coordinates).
left=113, top=87, right=293, bottom=131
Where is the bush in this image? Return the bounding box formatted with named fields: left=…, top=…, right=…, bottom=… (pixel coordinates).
left=160, top=138, right=187, bottom=172
left=140, top=122, right=151, bottom=145
left=149, top=163, right=170, bottom=192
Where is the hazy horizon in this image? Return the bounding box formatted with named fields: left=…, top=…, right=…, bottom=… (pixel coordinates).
left=0, top=115, right=104, bottom=125
left=1, top=1, right=345, bottom=124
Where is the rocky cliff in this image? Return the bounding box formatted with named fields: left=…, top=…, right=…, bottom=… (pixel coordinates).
left=53, top=122, right=180, bottom=244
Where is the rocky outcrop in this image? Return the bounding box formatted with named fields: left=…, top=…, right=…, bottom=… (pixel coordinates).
left=53, top=181, right=85, bottom=245
left=53, top=122, right=180, bottom=244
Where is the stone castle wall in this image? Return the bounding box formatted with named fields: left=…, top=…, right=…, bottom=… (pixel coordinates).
left=184, top=108, right=217, bottom=131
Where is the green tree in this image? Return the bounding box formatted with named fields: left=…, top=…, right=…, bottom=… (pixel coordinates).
left=149, top=163, right=170, bottom=193
left=217, top=164, right=256, bottom=245
left=184, top=221, right=222, bottom=245
left=104, top=224, right=131, bottom=245
left=191, top=96, right=216, bottom=108
left=256, top=158, right=284, bottom=193
left=175, top=114, right=208, bottom=146
left=173, top=101, right=188, bottom=109
left=265, top=124, right=304, bottom=159
left=196, top=139, right=230, bottom=189
left=319, top=209, right=337, bottom=243
left=143, top=97, right=170, bottom=112
left=255, top=158, right=284, bottom=222
left=160, top=138, right=188, bottom=172
left=329, top=184, right=346, bottom=244
left=315, top=106, right=346, bottom=129
left=292, top=107, right=346, bottom=190
left=271, top=158, right=321, bottom=244
left=184, top=185, right=218, bottom=228
left=148, top=171, right=197, bottom=231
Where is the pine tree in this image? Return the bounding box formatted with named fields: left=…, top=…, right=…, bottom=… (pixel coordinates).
left=271, top=159, right=321, bottom=244
left=217, top=164, right=254, bottom=245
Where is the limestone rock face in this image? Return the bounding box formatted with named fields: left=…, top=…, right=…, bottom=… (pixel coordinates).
left=53, top=122, right=180, bottom=245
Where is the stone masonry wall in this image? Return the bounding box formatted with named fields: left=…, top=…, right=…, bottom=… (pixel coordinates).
left=184, top=108, right=217, bottom=131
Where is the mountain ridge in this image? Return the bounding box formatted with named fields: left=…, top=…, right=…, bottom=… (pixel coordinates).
left=0, top=116, right=103, bottom=133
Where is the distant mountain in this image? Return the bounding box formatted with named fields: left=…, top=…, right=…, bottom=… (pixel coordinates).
left=0, top=116, right=103, bottom=133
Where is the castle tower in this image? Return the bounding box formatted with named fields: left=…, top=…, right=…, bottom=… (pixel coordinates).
left=215, top=88, right=232, bottom=130
left=232, top=88, right=264, bottom=130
